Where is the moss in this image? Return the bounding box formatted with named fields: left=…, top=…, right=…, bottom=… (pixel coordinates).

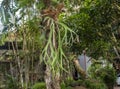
left=32, top=82, right=46, bottom=89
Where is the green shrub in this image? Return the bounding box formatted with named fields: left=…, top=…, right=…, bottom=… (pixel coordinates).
left=84, top=79, right=107, bottom=89
left=65, top=86, right=73, bottom=89
left=88, top=61, right=117, bottom=89
left=61, top=82, right=66, bottom=89
left=99, top=66, right=116, bottom=89
left=4, top=75, right=20, bottom=89
left=32, top=82, right=46, bottom=89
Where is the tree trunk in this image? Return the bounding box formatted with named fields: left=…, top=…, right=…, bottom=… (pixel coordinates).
left=73, top=59, right=86, bottom=79
left=25, top=57, right=29, bottom=89
left=52, top=72, right=60, bottom=89
left=44, top=65, right=61, bottom=89
left=11, top=40, right=24, bottom=88
left=44, top=65, right=53, bottom=89
left=23, top=31, right=29, bottom=89
left=107, top=84, right=114, bottom=89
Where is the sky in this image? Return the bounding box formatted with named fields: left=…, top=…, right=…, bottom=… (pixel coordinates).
left=0, top=0, right=2, bottom=6
left=0, top=0, right=3, bottom=32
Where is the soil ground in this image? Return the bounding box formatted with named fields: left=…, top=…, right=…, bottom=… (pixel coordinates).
left=114, top=86, right=120, bottom=89
left=72, top=86, right=120, bottom=89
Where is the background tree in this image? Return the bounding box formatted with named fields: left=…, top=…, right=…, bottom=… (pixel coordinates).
left=65, top=0, right=120, bottom=59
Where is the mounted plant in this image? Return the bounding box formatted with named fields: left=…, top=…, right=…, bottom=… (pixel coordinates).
left=40, top=16, right=77, bottom=89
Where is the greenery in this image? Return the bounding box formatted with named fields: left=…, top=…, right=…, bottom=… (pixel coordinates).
left=83, top=79, right=107, bottom=89
left=4, top=75, right=20, bottom=89
left=32, top=82, right=46, bottom=89
left=88, top=60, right=117, bottom=89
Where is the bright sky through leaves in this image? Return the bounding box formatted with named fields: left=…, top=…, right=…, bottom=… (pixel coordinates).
left=0, top=0, right=4, bottom=33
